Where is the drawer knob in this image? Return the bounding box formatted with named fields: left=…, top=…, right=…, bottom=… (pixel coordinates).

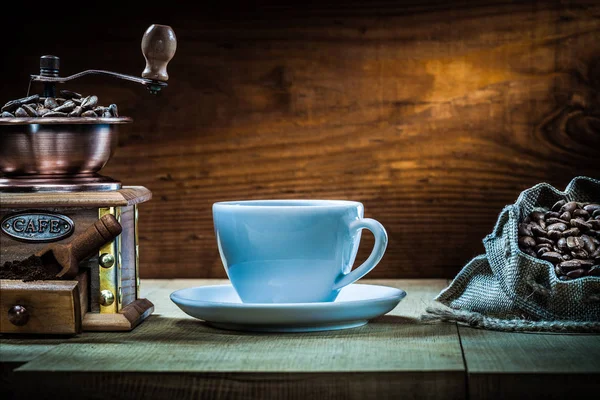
left=8, top=305, right=29, bottom=326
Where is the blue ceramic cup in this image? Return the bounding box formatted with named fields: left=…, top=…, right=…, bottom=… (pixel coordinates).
left=213, top=200, right=387, bottom=303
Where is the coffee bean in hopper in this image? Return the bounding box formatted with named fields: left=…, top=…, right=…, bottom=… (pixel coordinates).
left=53, top=100, right=76, bottom=113
left=1, top=93, right=119, bottom=119
left=518, top=202, right=600, bottom=280
left=44, top=97, right=59, bottom=109
left=81, top=110, right=98, bottom=117
left=42, top=111, right=68, bottom=117
left=14, top=107, right=28, bottom=117
left=68, top=106, right=82, bottom=117
left=22, top=104, right=38, bottom=117
left=81, top=95, right=98, bottom=109
left=1, top=94, right=39, bottom=113
left=109, top=104, right=118, bottom=117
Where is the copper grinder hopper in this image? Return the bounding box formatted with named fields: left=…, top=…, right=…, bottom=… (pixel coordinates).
left=0, top=24, right=177, bottom=192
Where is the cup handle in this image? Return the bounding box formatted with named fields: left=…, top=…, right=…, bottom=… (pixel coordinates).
left=333, top=218, right=388, bottom=290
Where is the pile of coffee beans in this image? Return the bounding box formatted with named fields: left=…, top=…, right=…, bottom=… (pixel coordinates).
left=0, top=90, right=118, bottom=118
left=518, top=200, right=600, bottom=280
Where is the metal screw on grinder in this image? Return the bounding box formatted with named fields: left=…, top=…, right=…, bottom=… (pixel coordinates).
left=100, top=290, right=115, bottom=307
left=100, top=253, right=115, bottom=268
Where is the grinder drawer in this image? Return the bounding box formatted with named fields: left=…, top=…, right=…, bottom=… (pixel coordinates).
left=0, top=272, right=88, bottom=335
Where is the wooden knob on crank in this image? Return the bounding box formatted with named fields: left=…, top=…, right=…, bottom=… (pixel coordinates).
left=141, top=24, right=177, bottom=82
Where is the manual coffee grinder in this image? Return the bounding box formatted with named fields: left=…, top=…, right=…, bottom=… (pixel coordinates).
left=0, top=24, right=176, bottom=334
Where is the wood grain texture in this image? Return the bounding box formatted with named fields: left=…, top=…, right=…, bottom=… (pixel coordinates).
left=119, top=205, right=137, bottom=307
left=459, top=327, right=600, bottom=400
left=3, top=279, right=466, bottom=399
left=13, top=371, right=464, bottom=400
left=16, top=280, right=462, bottom=371
left=78, top=270, right=88, bottom=319
left=82, top=298, right=154, bottom=331
left=0, top=187, right=151, bottom=208
left=0, top=275, right=84, bottom=335
left=1, top=2, right=599, bottom=279
left=2, top=279, right=600, bottom=399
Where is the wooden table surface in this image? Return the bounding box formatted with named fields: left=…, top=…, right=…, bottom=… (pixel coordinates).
left=1, top=279, right=599, bottom=400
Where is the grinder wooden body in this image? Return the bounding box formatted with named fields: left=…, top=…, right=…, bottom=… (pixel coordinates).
left=0, top=187, right=154, bottom=334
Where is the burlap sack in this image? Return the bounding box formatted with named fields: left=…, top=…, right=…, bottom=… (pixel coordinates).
left=426, top=176, right=600, bottom=332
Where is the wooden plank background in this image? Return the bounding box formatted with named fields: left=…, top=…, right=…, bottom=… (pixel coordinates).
left=0, top=1, right=599, bottom=278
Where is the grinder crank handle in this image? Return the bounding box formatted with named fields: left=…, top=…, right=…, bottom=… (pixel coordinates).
left=141, top=24, right=177, bottom=82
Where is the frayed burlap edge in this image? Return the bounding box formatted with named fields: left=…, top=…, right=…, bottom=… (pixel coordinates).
left=422, top=304, right=600, bottom=333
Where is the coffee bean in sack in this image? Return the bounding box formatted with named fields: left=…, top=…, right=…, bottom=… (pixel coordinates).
left=519, top=201, right=600, bottom=279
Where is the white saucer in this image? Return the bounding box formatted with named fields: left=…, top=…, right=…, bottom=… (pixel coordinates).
left=170, top=283, right=406, bottom=332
